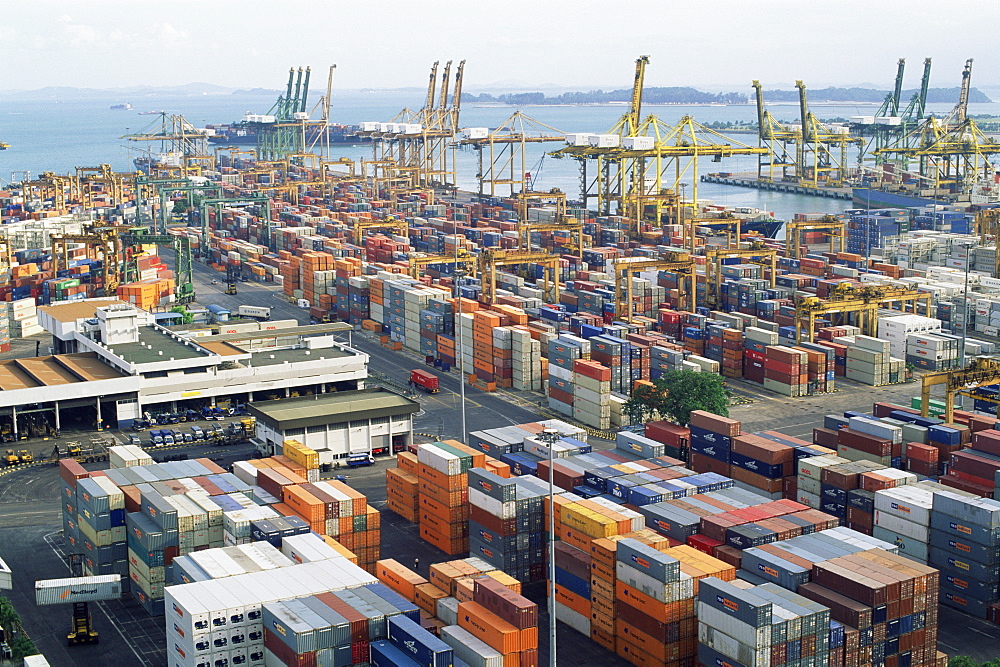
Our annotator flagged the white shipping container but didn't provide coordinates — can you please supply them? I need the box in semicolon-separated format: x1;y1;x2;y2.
0;555;10;590
588;134;620;148
35;575;122;606
417;443;463;476
554;601;590;634
440;624;503;667
873;485;934;526
874;510;929;542
622;136;655;150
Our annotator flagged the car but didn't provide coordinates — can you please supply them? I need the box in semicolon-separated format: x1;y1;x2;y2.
128;435;142;446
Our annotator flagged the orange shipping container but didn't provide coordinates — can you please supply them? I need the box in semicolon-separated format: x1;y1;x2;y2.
457;601;537;655
414;583;449;615
376;559;427;600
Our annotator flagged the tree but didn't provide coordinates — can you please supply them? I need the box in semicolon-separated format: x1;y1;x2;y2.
170;306;194;324
625;371;731;427
949;658;1000;667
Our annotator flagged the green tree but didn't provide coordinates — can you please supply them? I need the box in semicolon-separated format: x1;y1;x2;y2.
170;306;194;324
10;634;37;661
625;371;731;427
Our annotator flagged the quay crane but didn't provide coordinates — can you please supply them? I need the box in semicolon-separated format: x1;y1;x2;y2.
752;80;800;183
794;80;862;188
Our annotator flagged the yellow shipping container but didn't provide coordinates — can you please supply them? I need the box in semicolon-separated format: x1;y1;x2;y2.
282;438;320;470
562;505;616;539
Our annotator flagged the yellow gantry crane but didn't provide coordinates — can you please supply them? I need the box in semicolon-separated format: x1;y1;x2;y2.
794;81;863;188
794;282;933;343
51;226;124;296
785;215;846;260
406;250;477;279
479;249;560;304
455;111;566;198
752;80;800;183
920;356;1000;423
614;251;696;320
705;240;778;310
352;217;409;246
975;208;1000;278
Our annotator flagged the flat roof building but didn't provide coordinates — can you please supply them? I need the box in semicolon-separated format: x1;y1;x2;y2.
249;388;420;463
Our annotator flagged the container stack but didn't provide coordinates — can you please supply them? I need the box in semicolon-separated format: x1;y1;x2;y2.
688;410;740;479
385;465;419;522
939;429;1000;498
796;454;850;509
417;441;483;555
8;297;41;338
280;438;321;482
872;481;938;562
845;335;893;386
165;559;381;667
615;540;736;666
929;490;1000;620
468;469;547;582
697;576;831;667
108;445;153;469
572;359;613;430
443;577;539;667
803;549;944;666
546;334;588;418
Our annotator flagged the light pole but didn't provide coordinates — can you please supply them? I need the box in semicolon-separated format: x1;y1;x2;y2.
536;427;560;667
454;245;468;444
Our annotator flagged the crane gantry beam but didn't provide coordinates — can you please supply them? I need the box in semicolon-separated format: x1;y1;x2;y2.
794;283;932;344
786;215;846;261
479;249;560;305
705;241;778;310
406;251;477;279
614;252;695;320
921;356;1000;423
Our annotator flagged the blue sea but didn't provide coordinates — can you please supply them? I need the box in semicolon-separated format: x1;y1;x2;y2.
2;90;997;222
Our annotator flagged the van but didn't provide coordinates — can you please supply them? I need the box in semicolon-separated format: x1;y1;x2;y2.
150;430;164;447
191;425;204;441
162;431;175;446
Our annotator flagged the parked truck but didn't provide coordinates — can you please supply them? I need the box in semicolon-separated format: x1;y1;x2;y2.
410;369;439;394
236;305;271;321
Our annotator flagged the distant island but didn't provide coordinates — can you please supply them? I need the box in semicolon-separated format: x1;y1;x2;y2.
465;87;748;105
762;86;992;104
465;85;992;106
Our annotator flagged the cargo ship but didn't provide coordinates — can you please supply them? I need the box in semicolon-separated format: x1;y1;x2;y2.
110;103;132;110
204;119;370;146
853;174;1000;209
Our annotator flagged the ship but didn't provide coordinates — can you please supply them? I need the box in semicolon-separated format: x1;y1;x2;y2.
110;103;132;110
138;110;164;115
853;174;1000;210
204;119;370;146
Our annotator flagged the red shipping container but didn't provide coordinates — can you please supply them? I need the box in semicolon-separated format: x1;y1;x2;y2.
689;410;741;437
905;442;938;463
971;429;1000;456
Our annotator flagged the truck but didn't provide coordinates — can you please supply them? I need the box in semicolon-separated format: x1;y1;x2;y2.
346;453;375;467
237;305;271;321
410;369;440;394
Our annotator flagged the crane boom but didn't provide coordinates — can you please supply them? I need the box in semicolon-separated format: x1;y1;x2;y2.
628;56;650;135
438;61;452;113
424;61;439;126
917;58;932;119
752;80;769;140
300;67;311;112
451;60;466;131
891;58;905;115
956;58;973;124
796;80;811;142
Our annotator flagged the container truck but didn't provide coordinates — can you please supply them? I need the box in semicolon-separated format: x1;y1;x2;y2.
410;369;440;393
237;305;271;320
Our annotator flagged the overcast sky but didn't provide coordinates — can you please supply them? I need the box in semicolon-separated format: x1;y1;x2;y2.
3;0;999;92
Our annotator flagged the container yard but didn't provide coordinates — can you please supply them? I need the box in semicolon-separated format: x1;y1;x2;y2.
4;48;1000;667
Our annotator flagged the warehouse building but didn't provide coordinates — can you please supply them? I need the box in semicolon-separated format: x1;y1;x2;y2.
0;299;369;432
249;388;420;462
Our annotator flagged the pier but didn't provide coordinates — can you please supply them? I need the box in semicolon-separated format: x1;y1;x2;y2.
702;172;853;199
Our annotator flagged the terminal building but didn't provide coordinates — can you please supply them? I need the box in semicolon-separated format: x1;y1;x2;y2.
248;388;420;463
0;298;371;433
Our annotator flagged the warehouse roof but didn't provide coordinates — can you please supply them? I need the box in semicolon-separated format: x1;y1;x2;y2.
37;298;128;323
207;322;352;343
247;388;419;429
246;346;352;367
0;353;126;391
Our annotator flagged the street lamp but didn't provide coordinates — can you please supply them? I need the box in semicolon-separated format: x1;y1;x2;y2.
454;248;468;445
535;427;560;667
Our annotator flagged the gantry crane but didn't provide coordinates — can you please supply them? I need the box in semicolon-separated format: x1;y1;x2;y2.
479;249;560;304
976;208;1000;278
198;195;272;250
406;250;477;279
74;165;132;209
455;111;566;198
362;60;465;188
752;80;800;183
614;251;695;320
794;80;863;188
51;228;123;297
794;282;932;343
704;240;778;309
20;172;79;210
518;218;586;258
352;217;409;246
851;59;915;165
920;356;1000;423
118;229;195;303
123;114;210;176
785;215;846;260
874;59;1000;194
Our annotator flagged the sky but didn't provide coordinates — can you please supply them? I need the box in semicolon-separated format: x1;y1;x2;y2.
3;0;1000;92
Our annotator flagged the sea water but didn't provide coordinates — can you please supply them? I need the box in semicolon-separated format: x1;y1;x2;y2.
1;90;995;223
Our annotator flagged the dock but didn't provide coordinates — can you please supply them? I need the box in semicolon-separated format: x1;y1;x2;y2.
702;172;853;199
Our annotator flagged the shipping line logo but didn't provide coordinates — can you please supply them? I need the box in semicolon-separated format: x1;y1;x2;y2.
949;522;972;536
630;555;651;570
58;587;99;600
948;540;971;553
758;564;779;579
716;595;740;613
